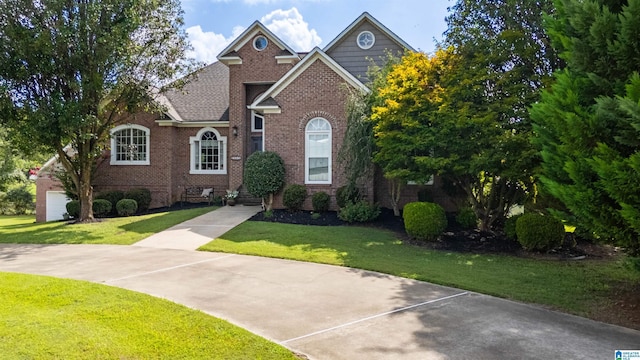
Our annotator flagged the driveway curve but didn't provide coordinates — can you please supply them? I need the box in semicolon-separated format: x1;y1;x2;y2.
1;243;638;360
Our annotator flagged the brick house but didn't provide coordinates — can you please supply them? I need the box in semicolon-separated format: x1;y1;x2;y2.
36;12;454;222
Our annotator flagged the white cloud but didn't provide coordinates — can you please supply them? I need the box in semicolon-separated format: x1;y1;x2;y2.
186;25;245;64
185;7;320;63
261;8;321;51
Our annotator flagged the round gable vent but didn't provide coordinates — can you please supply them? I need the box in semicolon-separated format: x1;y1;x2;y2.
357;31;375;50
254;35;268;51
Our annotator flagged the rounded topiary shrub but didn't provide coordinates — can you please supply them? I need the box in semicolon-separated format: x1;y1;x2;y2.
92;199;112;218
125;188;151;212
403;202;447;242
456;207;477;229
283;184;307;211
504;214;523;240
116;199;138;217
95;190;124;214
66;200;80;219
338;200;380;223
243;151;285;211
312;191;330;212
515;213;565;251
336;185;360;208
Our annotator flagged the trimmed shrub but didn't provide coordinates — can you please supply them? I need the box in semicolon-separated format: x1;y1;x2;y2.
125;188;151;212
455;207;477;229
515;213;565;251
116;199;138;217
283;184;307;211
312;191;330;212
95;190;124;214
504;214;523;240
243;151;285;211
66;200;80;219
403;202;447;242
336;185;360;208
338;200;380;223
92;199;112;218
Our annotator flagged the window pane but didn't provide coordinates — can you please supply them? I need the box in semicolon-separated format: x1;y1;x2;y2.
114;127;147;162
308;134;329;157
309;158;329;181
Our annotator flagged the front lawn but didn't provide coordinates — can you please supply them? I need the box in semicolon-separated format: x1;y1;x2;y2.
200;222;640;325
0;272;298;359
0;207;216;245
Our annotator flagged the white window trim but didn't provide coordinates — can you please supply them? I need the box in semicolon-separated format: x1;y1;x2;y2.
357;30;375;50
251;111;264;132
253;35;268;51
189;127;227;175
305;118;332;185
110;124;150;165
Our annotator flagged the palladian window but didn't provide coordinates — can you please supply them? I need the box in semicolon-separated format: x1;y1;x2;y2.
190;128;227;174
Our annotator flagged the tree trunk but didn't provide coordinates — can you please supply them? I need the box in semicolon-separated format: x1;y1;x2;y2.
264;193;274;211
78;167;95;222
389;178;403;217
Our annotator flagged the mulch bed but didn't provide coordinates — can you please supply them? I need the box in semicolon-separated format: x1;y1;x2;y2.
248;207;612;260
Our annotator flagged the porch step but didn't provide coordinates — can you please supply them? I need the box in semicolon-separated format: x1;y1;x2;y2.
237;185;262;206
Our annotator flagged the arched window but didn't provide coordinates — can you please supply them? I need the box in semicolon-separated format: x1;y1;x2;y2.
110;124;150;165
305;118;331;184
190;128;227;174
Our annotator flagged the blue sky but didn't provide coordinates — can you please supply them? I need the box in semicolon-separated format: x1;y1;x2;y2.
181;0;453;64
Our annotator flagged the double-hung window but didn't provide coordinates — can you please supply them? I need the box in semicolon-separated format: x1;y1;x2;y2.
305;118;331;184
190;128;227;174
110;124;150;165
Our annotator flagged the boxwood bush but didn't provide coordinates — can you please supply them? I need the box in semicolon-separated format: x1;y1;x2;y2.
95;190;124;214
66;200;80;219
455;207;477;229
338;200;380;223
504;214;523;240
92;199;112;218
312;191;330;212
283;184;306;211
116;199;138;217
124;188;151;212
403;202;447;241
515;213;565;251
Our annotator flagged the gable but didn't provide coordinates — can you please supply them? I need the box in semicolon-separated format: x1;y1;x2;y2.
324;12;414;82
217;21;299;65
249;48;368;114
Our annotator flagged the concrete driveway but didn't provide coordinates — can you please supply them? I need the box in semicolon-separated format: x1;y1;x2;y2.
1;243;638;359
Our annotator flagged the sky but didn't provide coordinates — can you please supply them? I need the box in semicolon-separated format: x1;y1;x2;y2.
181;0;454;64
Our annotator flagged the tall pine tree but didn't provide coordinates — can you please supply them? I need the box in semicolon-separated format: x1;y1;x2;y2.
531;0;640;254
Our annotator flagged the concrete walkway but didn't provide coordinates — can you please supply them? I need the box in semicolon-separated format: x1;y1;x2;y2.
133;205;261;250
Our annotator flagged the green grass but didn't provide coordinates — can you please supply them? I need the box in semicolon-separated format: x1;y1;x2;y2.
0;207;216;245
200;222;640;317
0;272;298;360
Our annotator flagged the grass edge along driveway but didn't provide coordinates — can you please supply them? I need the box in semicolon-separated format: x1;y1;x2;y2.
0;207;216;245
199;221;639;321
0;272;299;360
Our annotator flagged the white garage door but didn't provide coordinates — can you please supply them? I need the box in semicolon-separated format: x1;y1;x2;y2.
46;191;70;222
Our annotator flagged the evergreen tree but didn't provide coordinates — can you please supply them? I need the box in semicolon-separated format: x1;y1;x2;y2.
531;0;640;254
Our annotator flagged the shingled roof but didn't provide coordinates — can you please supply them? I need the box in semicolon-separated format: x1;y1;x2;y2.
163;61;229;121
